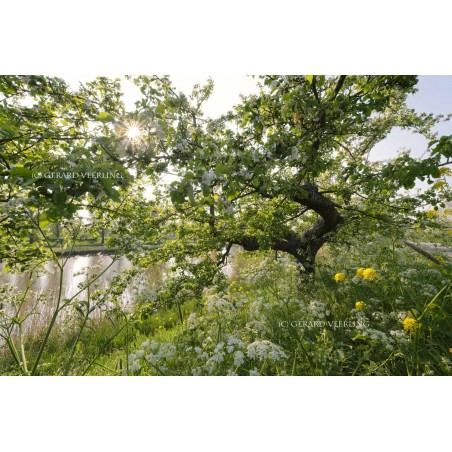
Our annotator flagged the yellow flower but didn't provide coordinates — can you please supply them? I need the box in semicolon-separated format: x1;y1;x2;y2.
356;268;365;278
425;210;437;219
362;268;378;281
355;301;365;311
403;317;421;333
334;272;346;283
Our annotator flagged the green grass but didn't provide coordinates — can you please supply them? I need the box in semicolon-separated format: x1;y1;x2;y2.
1;232;451;376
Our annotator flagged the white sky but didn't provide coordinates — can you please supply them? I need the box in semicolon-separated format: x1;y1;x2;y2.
64;75;259;118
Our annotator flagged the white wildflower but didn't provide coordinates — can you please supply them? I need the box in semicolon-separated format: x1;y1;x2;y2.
129;361;141;373
233;351;245;367
205;294;233;313
247;340;287;362
186;312;199;329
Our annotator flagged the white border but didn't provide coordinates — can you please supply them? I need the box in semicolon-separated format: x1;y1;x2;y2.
0;377;450;451
2;0;452;74
1;1;451;450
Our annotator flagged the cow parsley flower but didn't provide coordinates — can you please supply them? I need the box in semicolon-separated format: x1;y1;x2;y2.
129;361;141;373
186;312;199;329
247;340;287;362
307;300;330;318
233;351;245;367
206;294;233;314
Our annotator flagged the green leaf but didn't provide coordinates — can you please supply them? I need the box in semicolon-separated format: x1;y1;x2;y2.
38;212;51;229
100;178;120;201
305;75;313;84
282;92;291;102
187;185;196;205
53;191;68;205
215;163;231;176
0;120;17;136
170;189;185;205
255;121;263;135
202;184;210;197
156;103;165;114
10;166;33;179
96;112;115;123
109;188;121;202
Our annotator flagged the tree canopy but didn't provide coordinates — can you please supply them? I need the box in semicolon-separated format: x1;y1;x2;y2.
1;75;451;277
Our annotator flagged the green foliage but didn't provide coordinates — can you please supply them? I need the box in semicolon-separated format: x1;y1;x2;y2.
124;231;452;376
112;75;451;275
1;75;451;376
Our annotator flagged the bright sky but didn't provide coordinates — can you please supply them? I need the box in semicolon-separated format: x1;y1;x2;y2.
370;75;452;161
160;75;259;118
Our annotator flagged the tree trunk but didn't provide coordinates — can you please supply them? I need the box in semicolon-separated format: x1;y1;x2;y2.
237;182;344;281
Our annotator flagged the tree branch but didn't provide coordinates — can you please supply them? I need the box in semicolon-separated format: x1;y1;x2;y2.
332;75;346;100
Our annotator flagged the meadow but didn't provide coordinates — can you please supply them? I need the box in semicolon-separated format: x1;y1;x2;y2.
1;75;451;376
1;226;450;376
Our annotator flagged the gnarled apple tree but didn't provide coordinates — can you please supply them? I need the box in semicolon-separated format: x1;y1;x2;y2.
132;75;450;279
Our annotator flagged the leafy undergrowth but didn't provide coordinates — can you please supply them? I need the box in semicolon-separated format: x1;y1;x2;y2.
1;235;451;376
105;236;451;376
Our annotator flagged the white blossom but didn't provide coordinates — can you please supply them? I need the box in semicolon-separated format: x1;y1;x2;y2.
233;351;245;367
246;340;287;362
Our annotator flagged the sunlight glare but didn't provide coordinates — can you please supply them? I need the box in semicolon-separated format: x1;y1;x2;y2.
126;125;142;140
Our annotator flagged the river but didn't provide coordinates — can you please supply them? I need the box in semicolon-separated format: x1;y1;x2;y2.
0;248;240;338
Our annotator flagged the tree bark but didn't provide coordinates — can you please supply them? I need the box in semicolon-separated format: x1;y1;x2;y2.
235;182;344;279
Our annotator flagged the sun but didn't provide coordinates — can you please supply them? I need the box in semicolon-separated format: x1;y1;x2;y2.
125;125;142;140
115;119;146;152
